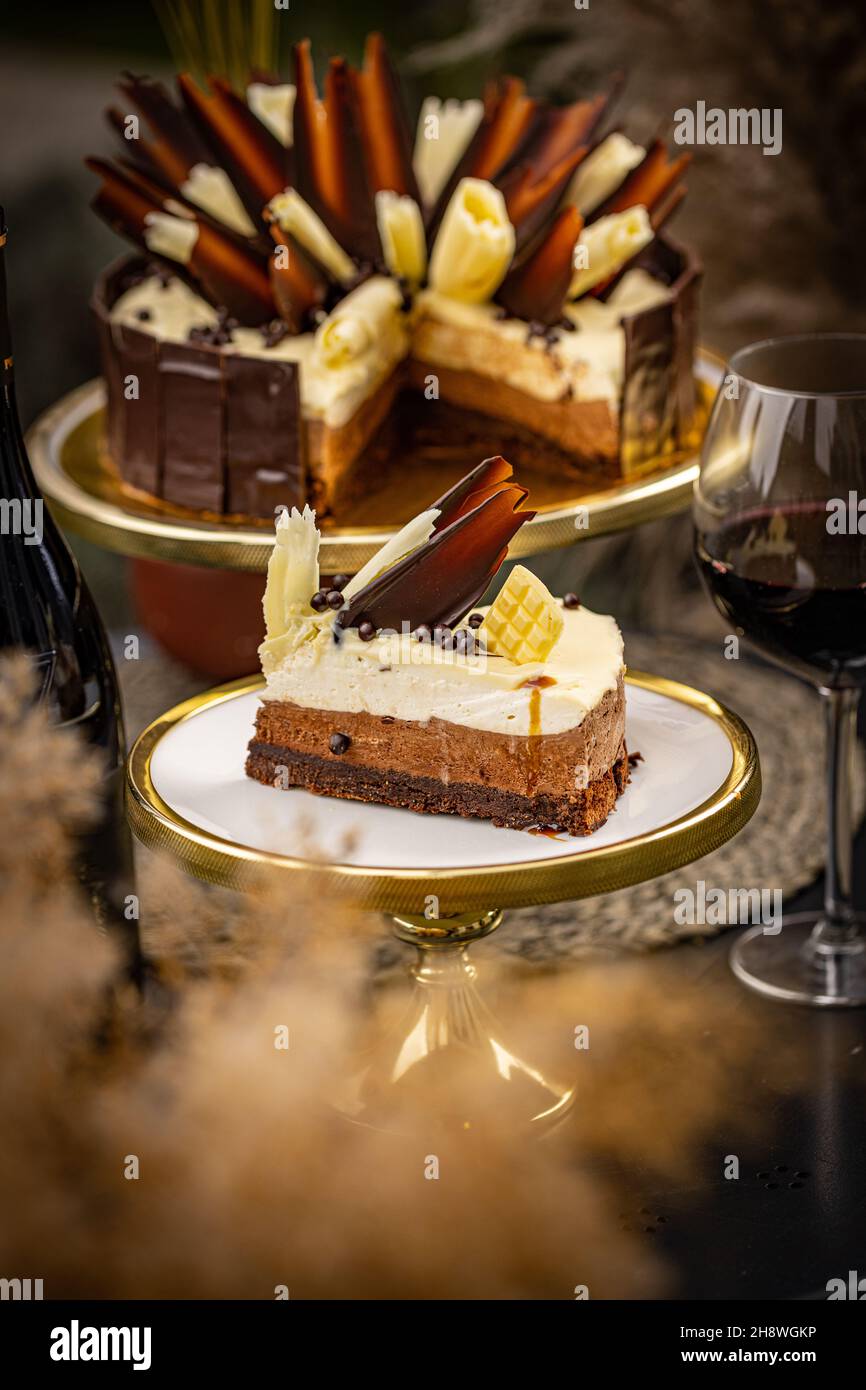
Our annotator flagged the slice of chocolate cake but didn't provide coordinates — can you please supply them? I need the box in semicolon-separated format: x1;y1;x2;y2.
245;459;628;834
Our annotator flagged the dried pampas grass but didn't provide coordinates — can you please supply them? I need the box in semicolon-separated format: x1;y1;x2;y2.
0;652;798;1299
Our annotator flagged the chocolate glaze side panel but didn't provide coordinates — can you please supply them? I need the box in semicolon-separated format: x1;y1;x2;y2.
159;342;225;512
619;237;703;474
92;257;307;520
223;354;306;516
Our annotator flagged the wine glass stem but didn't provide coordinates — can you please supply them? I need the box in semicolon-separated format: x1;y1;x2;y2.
817;685;861;946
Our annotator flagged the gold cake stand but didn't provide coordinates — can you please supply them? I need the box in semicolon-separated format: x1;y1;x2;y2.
126;670;760;1135
27;351;721;575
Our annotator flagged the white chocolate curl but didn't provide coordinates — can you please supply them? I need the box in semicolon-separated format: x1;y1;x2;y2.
315;277;404;369
428;178;515;304
268;189;355;284
413;97;484;206
566;134;645;216
263;505;320;641
375;191;427;286
342;508;440;601
247;82;296;146
142;212;198;265
568;206;653;300
180;164;256;237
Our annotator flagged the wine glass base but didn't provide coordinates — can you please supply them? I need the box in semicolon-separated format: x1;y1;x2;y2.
730;912;866;1007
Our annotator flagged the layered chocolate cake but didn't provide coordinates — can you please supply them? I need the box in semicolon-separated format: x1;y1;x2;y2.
245;459;629;835
88;31;701;521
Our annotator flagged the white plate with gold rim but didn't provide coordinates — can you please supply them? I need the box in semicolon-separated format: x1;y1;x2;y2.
127;669;760;915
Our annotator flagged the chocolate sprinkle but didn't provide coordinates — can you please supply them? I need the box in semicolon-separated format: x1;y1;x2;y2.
261;318;291;349
188;306;238;348
329;732;351;755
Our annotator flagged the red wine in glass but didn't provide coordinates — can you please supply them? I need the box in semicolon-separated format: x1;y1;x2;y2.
696;501;866;689
694;334;866;1006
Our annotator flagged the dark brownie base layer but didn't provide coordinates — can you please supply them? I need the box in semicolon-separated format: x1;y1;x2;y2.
246;743;629;836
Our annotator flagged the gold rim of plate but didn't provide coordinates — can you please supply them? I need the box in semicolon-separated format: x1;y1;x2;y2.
126;669;761;914
28;351;722;574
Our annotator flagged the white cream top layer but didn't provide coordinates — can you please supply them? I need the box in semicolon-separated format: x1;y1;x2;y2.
414;269;672;405
109;275;409;429
110;264;671;425
263;603;624;738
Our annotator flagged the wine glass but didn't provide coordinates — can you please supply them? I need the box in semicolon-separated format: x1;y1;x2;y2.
694;333;866;1006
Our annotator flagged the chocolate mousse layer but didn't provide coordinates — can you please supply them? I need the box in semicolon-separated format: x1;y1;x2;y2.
245;684;628;835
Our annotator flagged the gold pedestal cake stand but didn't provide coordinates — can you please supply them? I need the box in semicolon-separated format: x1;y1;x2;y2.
126;670;760;1135
27;351;721;574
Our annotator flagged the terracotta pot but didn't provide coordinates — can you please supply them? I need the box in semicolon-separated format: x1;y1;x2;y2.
131;557;265;680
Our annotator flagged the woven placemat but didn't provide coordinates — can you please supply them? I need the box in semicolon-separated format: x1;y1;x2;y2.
499;635;866;961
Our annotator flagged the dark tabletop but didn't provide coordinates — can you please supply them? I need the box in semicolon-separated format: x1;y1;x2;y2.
612;829;866;1300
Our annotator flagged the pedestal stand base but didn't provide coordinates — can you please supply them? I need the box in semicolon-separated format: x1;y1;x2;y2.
332;910;575;1136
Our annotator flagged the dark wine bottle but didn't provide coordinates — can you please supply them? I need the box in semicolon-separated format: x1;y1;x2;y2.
0;209;141;981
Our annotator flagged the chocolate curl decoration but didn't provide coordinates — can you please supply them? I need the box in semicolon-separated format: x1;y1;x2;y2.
430;456;517;527
498;93;608;179
590;139;691;222
340;459;534;631
87;158;276;324
265;213;329;333
293;41;380;263
427;76;537;238
497;207;584;324
351;32;420;200
115;73;210;187
177;72;288;225
499;148;588;253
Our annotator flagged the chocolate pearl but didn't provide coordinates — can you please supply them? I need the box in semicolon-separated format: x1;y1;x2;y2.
563;592;581;610
326;589;344;610
414;625;432;643
454;628;473;655
467;612;484;628
358;620;376;642
329;732;351;755
310;590;329;613
137;308;152;322
331;573;349;592
433;624;453;650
